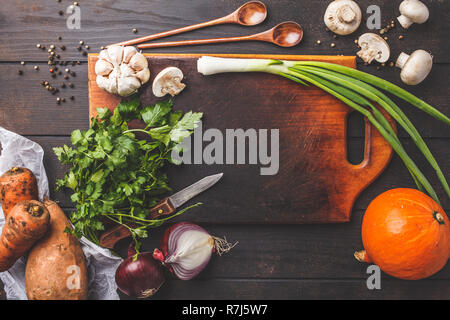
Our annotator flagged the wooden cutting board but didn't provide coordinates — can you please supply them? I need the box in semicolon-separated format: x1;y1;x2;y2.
88;53;393;224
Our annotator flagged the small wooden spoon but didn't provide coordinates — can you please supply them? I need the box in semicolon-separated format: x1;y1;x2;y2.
110;1;267;47
137;22;303;49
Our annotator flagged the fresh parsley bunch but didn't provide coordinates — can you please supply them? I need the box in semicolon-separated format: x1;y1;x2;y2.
54;97;202;244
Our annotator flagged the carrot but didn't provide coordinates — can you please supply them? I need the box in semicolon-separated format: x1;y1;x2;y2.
0;200;50;272
0;167;39;218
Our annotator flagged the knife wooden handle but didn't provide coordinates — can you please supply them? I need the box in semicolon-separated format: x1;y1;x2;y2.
99;198;175;249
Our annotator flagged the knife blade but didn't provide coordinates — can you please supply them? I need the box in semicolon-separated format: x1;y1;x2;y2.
99;173;223;248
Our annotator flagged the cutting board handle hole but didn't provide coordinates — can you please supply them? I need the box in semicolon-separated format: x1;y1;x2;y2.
346;111;365;165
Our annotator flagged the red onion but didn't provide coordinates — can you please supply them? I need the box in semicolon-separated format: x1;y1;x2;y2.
153;222;237;280
115;252;165;298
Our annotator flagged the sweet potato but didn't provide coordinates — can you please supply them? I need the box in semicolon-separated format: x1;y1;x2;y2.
25;199;88;300
0;200;50;272
0;167;39;217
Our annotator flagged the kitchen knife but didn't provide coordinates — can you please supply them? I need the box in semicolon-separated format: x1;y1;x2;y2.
99;173;223;249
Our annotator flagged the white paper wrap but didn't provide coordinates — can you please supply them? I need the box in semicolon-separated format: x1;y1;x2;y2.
0;126;123;300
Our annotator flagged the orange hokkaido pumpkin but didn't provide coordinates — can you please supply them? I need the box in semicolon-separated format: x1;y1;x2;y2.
355;188;450;280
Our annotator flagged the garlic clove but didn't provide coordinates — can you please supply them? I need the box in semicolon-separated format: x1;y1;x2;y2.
106;45;124;67
136;68;150;84
95;59;114;76
119;63;134;78
122;46;137;64
129;53;148;72
117;76;141;96
96;75;118;95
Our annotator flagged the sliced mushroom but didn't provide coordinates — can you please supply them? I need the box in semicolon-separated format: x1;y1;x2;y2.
357;33;390;64
152;67;186;98
396;50;433;85
324;0;362;35
397;0;429;29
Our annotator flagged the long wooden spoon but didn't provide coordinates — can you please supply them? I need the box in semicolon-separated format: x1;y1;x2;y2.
110;1;267;47
136;22;303;49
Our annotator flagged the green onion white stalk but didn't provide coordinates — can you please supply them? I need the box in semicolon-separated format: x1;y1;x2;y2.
197;56;450;203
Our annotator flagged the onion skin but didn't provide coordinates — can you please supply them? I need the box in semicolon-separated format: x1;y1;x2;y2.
115;252;165;299
156;222;214;281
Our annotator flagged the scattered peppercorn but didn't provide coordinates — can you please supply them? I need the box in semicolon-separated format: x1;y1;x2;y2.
62;98;66;103
77;61;81;65
56;97;61;104
70;71;76;77
34;66;39;70
74;2;79;6
36;44;41;48
68;82;74;88
50;44;55;50
132;28;138;33
18;70;23;75
60;45;66;50
58;71;62;75
79;40;84;45
64;75;69;80
65;68;70;73
56;54;60;59
61;82;66;88
57;36;62;41
70;96;75;100
82;51;87;56
330;43;336;48
20;61;25;65
85;45;89;49
398;35;404;40
77;46;82;51
316;40;321;45
58;10;64;16
100;46;105;50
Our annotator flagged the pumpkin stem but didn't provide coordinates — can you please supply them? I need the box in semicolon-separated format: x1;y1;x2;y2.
354;250;373;263
433;212;445;225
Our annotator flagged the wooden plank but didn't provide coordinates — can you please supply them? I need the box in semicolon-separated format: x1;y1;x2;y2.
25;136;450;212
109;218;450;281
1;61;448;137
118;279;450;300
0;0;448;62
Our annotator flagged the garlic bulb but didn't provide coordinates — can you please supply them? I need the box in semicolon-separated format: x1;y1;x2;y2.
95;46;150;97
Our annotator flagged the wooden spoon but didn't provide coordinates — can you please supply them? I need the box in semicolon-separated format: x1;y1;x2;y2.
110;1;267;47
136;22;303;49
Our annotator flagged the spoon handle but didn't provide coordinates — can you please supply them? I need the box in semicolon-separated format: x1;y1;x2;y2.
137;33;266;49
110;15;233;47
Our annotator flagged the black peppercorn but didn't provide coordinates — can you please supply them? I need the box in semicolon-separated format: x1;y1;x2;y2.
70;96;75;100
64;75;69;80
77;46;82;51
18;70;23;75
81;51;87;56
58;10;63;16
60;45;66;51
61;82;66;88
70;71;76;77
68;82;74;88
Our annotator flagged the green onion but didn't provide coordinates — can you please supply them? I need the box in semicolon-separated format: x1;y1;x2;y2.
197;56;449;203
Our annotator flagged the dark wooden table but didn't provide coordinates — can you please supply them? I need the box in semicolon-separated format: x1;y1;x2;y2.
0;0;449;300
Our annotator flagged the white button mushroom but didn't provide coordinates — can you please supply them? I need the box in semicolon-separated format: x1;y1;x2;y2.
396;50;433;85
356;33;390;64
152;67;186;98
95;45;150;97
324;0;362;35
397;0;429;29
